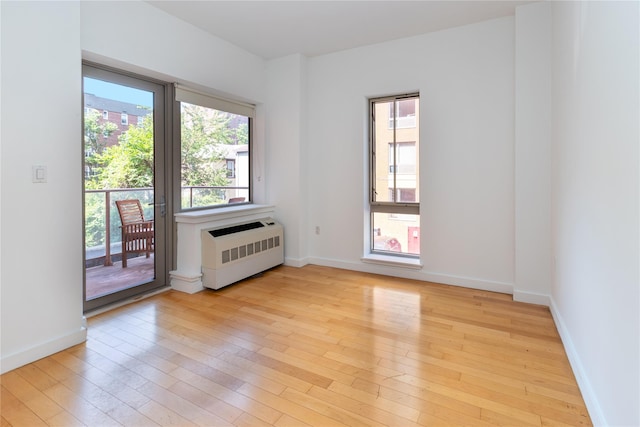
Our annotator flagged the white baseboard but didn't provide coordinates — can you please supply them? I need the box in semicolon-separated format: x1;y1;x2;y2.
284;257;309;268
1;326;87;374
169;270;204;294
307;256;514;294
513;289;551;306
549;297;606;426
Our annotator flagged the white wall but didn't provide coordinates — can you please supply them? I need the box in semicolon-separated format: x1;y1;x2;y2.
1;1;86;373
0;0;3;366
0;0;267;373
80;2;264;104
265;54;309;266
514;2;553;305
550;2;639;425
306;17;515;292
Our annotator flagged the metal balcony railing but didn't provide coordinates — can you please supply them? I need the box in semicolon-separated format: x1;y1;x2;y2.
85;186;248;267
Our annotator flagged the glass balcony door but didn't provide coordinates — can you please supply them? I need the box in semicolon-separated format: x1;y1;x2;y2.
82;64;168;312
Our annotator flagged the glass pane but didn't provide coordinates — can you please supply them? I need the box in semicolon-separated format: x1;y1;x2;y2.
372;212;420;256
180;102;249;209
83;77;155;300
372;98;419;203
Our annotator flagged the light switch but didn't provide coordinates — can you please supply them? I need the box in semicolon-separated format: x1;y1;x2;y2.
32;165;47;183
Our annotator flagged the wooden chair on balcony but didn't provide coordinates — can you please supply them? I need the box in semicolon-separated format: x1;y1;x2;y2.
115;199;154;268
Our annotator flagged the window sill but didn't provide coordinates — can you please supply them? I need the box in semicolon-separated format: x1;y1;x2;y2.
174;204;275;224
361;254;423;270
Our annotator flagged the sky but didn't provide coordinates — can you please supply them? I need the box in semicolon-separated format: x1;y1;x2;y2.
83;77;153;108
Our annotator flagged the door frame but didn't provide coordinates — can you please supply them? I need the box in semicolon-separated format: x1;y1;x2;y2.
82;62;174;313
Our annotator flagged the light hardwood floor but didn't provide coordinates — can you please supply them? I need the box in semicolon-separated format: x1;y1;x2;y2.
1;265;591;426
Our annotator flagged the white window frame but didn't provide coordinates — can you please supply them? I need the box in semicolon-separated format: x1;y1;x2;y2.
174;83;254;211
369;93;420;259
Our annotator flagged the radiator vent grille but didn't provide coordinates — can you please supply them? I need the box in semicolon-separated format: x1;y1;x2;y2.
208;221;264;237
202;217;284;290
221;235;280;264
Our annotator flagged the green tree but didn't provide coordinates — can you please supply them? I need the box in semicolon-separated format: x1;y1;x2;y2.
89;114;154;189
231;121;248;146
84;114;153;248
86;104;239;192
84;109;117;181
180;103;232;188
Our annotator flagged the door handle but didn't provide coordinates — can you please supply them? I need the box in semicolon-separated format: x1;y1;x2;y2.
148;195;166;217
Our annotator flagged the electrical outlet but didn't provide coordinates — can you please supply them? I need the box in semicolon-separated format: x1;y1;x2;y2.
315;226;320;235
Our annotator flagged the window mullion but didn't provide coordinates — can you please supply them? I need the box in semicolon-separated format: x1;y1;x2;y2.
392;101;397;202
370;102;377;203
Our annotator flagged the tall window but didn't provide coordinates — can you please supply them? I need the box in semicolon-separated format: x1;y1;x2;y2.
175;85;253;209
370;94;420;257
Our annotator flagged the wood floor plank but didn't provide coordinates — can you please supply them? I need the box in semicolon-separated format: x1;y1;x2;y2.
215;350;311;394
44;410;85;427
61;355;152;410
0;385;49;427
167;380;243;424
279;386;388;427
41;382;119;426
238;349;332;389
280;346;358;386
103;403;160;427
406;345;581;396
236;383;353;427
136;399;196;426
233;412;278;427
169;366;283;425
0;265;592;426
272;413;313;427
137;381;233;426
320;381;422;424
0;371;64;422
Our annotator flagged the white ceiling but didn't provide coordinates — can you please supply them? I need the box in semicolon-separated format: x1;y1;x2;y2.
147;1;533;60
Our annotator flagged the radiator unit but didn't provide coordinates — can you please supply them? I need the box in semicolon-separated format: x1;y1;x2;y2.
201;218;284;290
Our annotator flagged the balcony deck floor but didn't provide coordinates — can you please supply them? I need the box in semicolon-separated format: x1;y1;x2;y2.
85;254;155;300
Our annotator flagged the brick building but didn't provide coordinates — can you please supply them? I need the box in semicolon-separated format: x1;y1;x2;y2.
84;93;151;147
